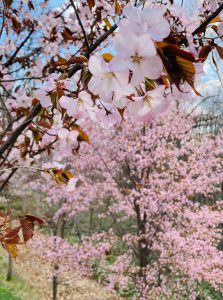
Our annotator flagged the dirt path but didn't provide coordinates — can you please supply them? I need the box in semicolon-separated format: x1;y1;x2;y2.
11;244;121;300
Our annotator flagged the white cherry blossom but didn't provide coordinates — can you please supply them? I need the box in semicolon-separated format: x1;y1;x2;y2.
112;31;163;85
88;55;129;102
129;86;168;122
59;91;93;119
58;128;79;156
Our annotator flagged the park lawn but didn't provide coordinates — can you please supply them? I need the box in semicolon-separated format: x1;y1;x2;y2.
0;250;37;300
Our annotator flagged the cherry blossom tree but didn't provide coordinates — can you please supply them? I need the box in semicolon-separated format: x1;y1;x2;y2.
1;0;223;189
25;102;223;299
0;2;223;296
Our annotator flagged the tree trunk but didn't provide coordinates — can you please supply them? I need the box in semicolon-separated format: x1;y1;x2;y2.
52;217;66;300
6;254;13;281
52;269;58;300
52;225;58;300
134;203;150;280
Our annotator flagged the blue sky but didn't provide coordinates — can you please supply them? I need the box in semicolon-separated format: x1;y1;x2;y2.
49;0;64;9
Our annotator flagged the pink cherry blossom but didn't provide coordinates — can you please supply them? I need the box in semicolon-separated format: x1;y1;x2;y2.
59;91;93;119
58;128;78;156
123;4;170;40
129;85;169;122
112;31;163;85
88;55;129;102
66;177;78;192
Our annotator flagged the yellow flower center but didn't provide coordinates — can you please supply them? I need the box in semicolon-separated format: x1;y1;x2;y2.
144;95;153;106
131;54;143;64
106;72;116;79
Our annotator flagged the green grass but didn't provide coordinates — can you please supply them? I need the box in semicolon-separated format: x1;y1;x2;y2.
0;286;22;300
0;253;37;300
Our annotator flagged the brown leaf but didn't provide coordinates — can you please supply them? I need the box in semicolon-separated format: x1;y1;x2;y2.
176;56;200;95
36;120;52;129
115;1;122;15
1;226;21;258
210;17;222;24
144;78;156;92
4;226;21;244
68;55;88;64
44;168;74;184
29;126;42;143
5;0;13;8
24;215;44;225
4;243;18;258
87;0;95;11
71;124;90;144
28;0;34;10
104;17;111;29
53;56;68;67
157;42;195;62
199;45;214;62
19;215;44;242
11;17;22;33
61;27;74;41
117;107;125;121
157;42;199;95
216;45;223;59
20;219;34;242
0;212;43;258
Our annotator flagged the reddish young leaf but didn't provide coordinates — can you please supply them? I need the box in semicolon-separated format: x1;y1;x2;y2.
5;0;13;8
61;27;74;41
71;124;90;144
157;42;200;95
216;45;223;59
199;45;214;62
20;218;34;242
44;168;74;184
28;1;34;10
19;215;44;242
87;0;95;11
35;120;52;129
3;226;21;244
23;215;44;225
11;17;22;34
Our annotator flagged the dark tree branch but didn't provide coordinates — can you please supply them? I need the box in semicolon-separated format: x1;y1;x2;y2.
192;3;223;37
0;76;43;82
4;29;35;67
6;47;42;67
179;3;223;45
0;3;5;38
86;24;117;58
0;93;12;125
1;2;220;166
55;4;71;18
0;168;17;193
70;0;90;52
0;103;42;156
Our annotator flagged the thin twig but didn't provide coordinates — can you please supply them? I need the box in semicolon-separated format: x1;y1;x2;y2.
0;2;5;38
4;29;35;67
55;4;71;18
0;166;43;173
0;76;43;82
179;3;223;44
192;3;223;36
70;0;90;52
0;168;17;193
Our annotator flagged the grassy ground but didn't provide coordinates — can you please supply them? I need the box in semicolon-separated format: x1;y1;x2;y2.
0;242;121;300
0;253;36;300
